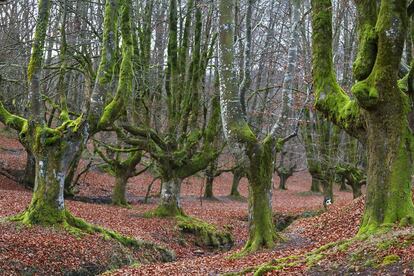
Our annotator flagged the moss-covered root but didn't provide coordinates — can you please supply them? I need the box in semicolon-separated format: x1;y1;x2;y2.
10;209;175;262
144;203;184;218
176;215;233;249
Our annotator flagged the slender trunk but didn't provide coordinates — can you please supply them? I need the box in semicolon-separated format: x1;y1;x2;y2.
278;174;288;190
23;149;36;189
152;177;183;217
321;179;333;204
112;173;128;206
204;175;214;198
351;183;362;199
230;166;243;197
339;177;347;191
310;176;321;192
204;161;216;198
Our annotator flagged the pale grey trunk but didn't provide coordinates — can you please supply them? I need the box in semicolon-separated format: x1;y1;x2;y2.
160;177;182;210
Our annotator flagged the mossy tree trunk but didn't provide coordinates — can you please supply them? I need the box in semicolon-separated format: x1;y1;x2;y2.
95;142;143;207
1;0;135;230
308;166;322;192
14;124;86;225
244;139;280;251
204;160;217;199
230;165;243;197
151;176;183;217
311;0;414;235
310;177;321;192
112;171;129;206
118;0;220;217
219;0;294;253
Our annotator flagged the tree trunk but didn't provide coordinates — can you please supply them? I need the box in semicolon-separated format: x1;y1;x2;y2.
151;177;183;217
243;141;280;252
339;177;347;191
321;179;333;204
278;174;288;190
112;173;129;206
351;183;362;199
64;147;83;197
204;161;216;199
310;176;321;192
230;166;243;197
204;175;214;199
360;115;414;234
14;128;84;225
23;149;36;189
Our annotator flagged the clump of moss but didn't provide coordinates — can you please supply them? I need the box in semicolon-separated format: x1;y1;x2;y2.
381;254;400;266
176;215;233;249
143;204;183;218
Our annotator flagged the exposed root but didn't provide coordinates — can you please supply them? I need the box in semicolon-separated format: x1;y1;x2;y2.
10;209;175;262
176;215;233;249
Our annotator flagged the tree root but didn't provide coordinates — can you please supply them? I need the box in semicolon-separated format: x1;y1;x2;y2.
10;209;175;262
176;215;233;249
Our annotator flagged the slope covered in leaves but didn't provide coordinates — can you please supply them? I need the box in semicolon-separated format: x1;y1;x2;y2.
0;127;363;275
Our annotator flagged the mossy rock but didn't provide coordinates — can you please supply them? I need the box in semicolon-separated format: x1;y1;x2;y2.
176;215;233;249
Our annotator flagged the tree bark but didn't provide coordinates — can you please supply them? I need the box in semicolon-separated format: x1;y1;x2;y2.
112;173;129;206
310;176;321;193
311;0;414;235
151;177;183;217
230;166;243;197
278;174;288;190
204;160;217;199
14;126;85;225
23;149;35;189
244;140;279;251
360;113;414;233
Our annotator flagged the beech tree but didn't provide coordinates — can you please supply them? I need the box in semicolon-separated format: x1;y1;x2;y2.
0;0;134;234
218;0;305;253
94;139;147;207
311;0;414;234
117;0;221;217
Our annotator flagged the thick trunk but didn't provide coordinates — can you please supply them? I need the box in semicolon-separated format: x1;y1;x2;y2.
112;173;128;206
359;113;414;234
243;141;280;253
244;159;278;252
151;177;183;217
15;132;84;225
23;149;36;189
230;166;243;197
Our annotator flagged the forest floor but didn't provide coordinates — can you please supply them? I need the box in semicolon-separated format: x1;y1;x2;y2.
1;128;414;275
